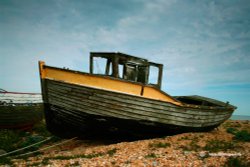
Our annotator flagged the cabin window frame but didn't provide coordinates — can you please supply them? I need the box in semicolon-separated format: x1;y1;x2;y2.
148;62;163;89
90;53;163;89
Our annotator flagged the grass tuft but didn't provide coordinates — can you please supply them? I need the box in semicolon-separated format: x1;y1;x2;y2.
0;129;24;152
226;127;237;134
107;148;117;156
149;142;171;148
233;130;250;142
0;157;13;166
204;140;235;152
224;156;250;167
145;153;157;158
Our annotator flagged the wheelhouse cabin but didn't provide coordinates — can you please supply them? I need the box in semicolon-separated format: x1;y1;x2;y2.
89;52;163;89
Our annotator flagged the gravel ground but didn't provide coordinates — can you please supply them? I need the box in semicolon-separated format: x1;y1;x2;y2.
6;120;250;166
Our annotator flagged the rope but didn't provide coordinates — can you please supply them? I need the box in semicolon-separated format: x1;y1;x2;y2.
0;137;52;157
13;137;77;158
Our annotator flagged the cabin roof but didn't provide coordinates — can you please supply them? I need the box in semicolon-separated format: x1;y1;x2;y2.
90;52;148;62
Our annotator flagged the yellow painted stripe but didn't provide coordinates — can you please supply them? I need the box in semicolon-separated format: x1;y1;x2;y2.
39;61;182;106
46;67;142;95
143;87;179;104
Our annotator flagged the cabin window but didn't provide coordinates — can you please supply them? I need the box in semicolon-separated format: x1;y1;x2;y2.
93;57;107;75
122;64;148;83
137;66;147;83
124;64;137;81
149;66;159;85
91;56;113;76
119;64;124;78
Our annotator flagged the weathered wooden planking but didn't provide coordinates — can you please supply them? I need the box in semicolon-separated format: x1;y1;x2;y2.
47;88;230;124
44;79;232;128
45;79;232;122
0;105;43;128
47;93;229;127
47;80;233;116
48;103;224;131
46;79;233;116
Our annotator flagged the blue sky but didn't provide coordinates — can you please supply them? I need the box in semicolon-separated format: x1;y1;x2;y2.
0;0;249;116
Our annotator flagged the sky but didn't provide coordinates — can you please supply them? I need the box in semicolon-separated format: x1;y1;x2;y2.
0;0;250;116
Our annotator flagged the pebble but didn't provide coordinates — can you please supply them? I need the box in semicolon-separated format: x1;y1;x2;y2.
8;120;250;166
199;151;208;158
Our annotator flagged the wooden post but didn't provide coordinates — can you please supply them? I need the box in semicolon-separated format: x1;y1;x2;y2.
105;59;111;75
112;54;119;78
158;64;163;89
90;55;93;74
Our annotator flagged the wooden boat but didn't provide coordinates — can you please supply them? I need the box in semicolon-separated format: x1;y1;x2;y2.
39;52;236;135
0;89;43;130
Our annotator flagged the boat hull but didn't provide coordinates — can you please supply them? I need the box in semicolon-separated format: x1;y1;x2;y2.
0;91;44;130
41;79;234;135
0;104;43;130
